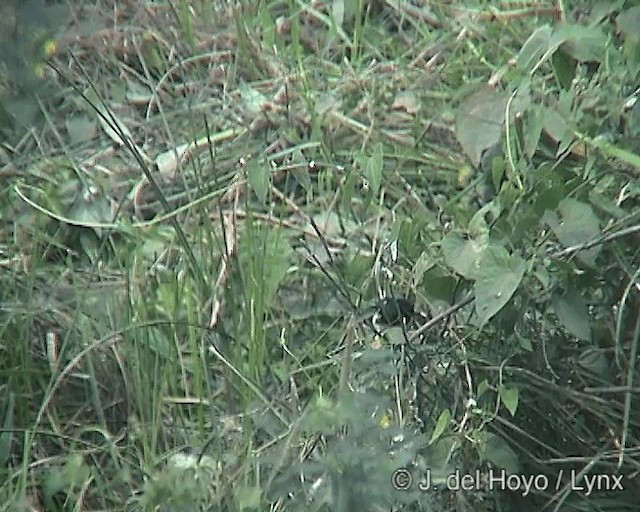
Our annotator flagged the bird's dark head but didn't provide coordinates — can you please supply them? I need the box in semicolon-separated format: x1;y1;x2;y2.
374;297;416;326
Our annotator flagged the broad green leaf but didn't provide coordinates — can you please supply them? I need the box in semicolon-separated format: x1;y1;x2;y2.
412;251;435;287
517;25;553;72
343;252;376;290
429;408;451;445
499;385;519;416
85;89;133;146
616;6;640;42
590;177;628;218
552;24;607;63
246;159;270;204
364;143;384;196
422;269;458;308
44;453;91;498
617;6;640;77
482;433;520;474
470;201;502;236
557;89;574;122
512;78;532;115
468;208;490;239
237;485;262;511
299;395;340;434
259;7;276;48
473;245;526;327
546;198;601;265
490;154;506;192
287;148;313;194
261;229;292;303
480;144;506;191
552;289;592;341
239;82;268;117
477;379;490;398
78;230;100;262
523;105;544;158
551;48;577;90
589;135;640;169
315;92;342;116
65;115;97;145
455;88;508;167
441;232;488;280
515;331;533;351
396;216;430;260
67;191;112;226
291;164;313;195
590;1;625;24
311;211;343;237
578;349;611;378
543;107;573;152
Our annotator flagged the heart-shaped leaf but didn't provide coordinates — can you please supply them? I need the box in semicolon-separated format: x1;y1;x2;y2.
546;198;601;265
429;409;451;445
499;385;519;416
442;232;488;280
482;433;521;474
552;289;592;341
553;23;608;63
364;143;384;197
473;245;526;327
246;159;270;204
517;25;553;72
456;88;508;167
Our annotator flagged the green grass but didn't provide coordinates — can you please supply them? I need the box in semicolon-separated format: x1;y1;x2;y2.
1;1;640;511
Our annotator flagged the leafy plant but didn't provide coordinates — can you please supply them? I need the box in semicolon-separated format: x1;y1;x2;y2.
2;1;640;511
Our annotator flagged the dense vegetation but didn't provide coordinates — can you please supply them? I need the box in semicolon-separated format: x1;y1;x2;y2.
1;1;639;511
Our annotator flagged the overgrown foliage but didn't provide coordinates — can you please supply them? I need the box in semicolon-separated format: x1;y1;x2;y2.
1;1;639;511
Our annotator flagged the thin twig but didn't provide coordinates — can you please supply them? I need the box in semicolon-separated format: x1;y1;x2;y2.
407;292;474;344
550;223;640;258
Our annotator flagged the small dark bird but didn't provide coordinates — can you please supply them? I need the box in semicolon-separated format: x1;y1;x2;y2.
374;297;416;327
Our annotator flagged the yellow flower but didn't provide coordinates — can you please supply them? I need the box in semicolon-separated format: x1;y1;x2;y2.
33;63;45;79
379;410;392;429
43;39;58;58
